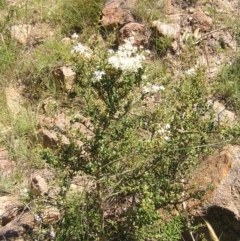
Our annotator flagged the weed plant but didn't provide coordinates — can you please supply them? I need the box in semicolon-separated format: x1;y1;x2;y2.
39;36;228;240
0;0;239;240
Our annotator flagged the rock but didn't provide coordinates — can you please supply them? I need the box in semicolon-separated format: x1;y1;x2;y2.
42;206;60;224
0;148;15;177
27;23;53;46
187;145;240;241
52;66;76;91
38;112;93;149
30;175;48;196
40;128;70;148
70;175;96;193
39;112;71;148
211;31;236;50
0;196;19;225
191;8;213;32
52;112;69;132
152;21;181;40
151;21;180;52
40;128;58;148
212;101;236;127
1;202;20;226
61;37;71;45
60;66;76;90
171;40;178;52
0;212;34;240
101;0;135;29
118;22;151;47
210;147;240;213
164;0;175;14
10;24;32;44
5;86;24;116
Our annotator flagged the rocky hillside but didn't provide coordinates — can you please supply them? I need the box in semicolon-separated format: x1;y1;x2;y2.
0;0;240;240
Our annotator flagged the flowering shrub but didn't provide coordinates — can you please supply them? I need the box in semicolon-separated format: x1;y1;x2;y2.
107;37;147;72
41;36;224;241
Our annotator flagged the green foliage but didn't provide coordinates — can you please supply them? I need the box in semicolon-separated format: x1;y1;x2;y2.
151;35;174;56
160;216;184;241
54;0;104;36
0;39;18;76
214;57;240;115
16;39;72;100
0;0;6;10
38;38;225;241
55;193;100;241
133;0;164;23
0;173;14;195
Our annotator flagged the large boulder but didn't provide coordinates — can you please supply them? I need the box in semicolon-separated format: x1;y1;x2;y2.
101;0;135;29
190;8;213;32
118;22;151;47
152;21;181;40
187;145;240;241
0;212;35;240
10;24;32;45
5;86;24;116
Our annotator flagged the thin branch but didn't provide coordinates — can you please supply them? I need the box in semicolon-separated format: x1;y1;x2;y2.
194;26;231;44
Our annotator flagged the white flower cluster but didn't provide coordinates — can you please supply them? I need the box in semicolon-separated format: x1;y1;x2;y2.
142;82;165;94
71;42;91;59
156;123;171;141
108;37;148;72
92;70;106;82
71;33;78;39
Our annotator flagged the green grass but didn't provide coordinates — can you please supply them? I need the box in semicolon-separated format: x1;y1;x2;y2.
0;38;19;77
52;0;104;38
214;57;240;115
133;0;164;23
0;173;14;195
0;0;7;10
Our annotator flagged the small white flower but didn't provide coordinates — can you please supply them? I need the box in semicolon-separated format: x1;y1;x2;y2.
142;86;150;93
151;84;161;93
71;43;91;58
185;68;195;75
142;75;147;80
151;84;164;93
71;33;78;39
145;49;151;54
157;129;165;135
142;83;165;94
108;49;114;55
159;85;165;91
156;123;171;141
164;136;170;141
165;124;170;129
93;70;105;82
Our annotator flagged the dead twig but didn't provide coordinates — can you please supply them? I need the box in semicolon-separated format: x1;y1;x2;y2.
194;26;231;44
